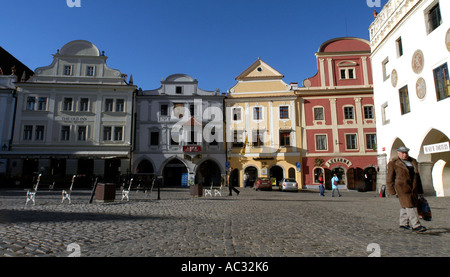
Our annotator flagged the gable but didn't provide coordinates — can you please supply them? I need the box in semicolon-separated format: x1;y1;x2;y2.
235;58;284;81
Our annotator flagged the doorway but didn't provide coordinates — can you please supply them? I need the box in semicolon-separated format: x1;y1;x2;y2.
163;159;188;187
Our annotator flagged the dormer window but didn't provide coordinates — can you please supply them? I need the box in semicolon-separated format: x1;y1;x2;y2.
86;66;95;76
63;65;72;76
338;61;357;80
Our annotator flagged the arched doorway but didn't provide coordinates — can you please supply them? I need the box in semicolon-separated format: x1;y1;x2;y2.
347;167;363;191
418;129;450;196
326;166;345;190
244;166;258;187
163;159;188;187
136;159;154;174
196;160;221;187
270;165;284;185
364;167;377;191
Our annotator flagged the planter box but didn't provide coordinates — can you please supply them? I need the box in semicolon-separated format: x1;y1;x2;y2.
189;184;203;197
95;183;116;202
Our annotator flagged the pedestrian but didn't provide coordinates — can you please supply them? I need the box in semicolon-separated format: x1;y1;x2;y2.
244;172;249;188
228;168;240;196
331;173;341;197
387;146;427;233
318;173;325;197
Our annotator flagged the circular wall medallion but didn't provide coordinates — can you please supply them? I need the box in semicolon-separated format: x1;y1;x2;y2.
446;29;450;52
412;50;425;74
391;69;398;87
303;79;311;88
416;77;427;100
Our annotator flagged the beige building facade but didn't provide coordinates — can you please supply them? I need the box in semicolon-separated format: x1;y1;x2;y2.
225;59;302;189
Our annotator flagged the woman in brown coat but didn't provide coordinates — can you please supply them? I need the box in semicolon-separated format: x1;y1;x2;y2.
387;146;427;233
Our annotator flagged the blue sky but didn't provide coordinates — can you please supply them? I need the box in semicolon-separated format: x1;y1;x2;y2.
2;0;385;92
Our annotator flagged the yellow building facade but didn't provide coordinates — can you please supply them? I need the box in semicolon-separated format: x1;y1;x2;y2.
225;59;303;189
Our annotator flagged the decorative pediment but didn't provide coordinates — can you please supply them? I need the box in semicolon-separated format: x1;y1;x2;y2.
235;58;284;81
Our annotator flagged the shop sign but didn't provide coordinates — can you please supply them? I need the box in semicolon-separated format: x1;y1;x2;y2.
423;142;450;154
183;145;202;153
325;157;353;168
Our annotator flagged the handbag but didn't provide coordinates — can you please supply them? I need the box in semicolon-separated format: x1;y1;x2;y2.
417;196;432;221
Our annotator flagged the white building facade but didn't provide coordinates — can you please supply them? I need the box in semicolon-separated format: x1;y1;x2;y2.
10;40;136;186
134;74;226;187
370;0;450;196
0;75;17;177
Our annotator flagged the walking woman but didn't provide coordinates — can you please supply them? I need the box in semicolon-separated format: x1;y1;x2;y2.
331;173;342;197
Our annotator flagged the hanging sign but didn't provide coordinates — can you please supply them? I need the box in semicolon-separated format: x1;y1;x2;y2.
423;142;450;155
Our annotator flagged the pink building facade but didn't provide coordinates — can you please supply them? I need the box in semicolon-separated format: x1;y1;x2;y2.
297;38;378;191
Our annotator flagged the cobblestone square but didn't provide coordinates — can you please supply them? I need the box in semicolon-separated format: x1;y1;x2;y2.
1;187;449;258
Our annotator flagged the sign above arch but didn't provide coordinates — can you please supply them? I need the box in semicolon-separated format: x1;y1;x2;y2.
325;157;353;168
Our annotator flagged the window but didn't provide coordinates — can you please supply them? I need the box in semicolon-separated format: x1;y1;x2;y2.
78;126;87;141
314;168;324;183
79;98;89;112
160;104;168;116
189;104;195;117
23;125;33;141
38;97;47;111
399;85;411;115
170;132;179;145
381;102;390;125
61;126;71;141
348;69;355;79
176;86;183;94
26;97;35;111
382;57;390;81
35;126;45;141
346;134;358;150
209;127;218;146
252;130;264;147
150;132;159;146
114;127;123;141
253;107;262;120
314;107;324;120
232;130;244;148
396;37;403;57
103;127;112;141
426;2;442;34
344;106;354;120
364;106;374;119
433;63;450;101
280;131;290;147
315;135;327;151
233;108;241;121
105;99;114;112
279;106;289;119
366;134;377;150
86;66;94;76
190;129;197;145
116;99;124;112
340;68;356;80
63;98;73;111
64;66;72;76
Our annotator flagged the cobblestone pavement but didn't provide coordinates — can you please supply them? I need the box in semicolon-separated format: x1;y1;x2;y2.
1;187;449;257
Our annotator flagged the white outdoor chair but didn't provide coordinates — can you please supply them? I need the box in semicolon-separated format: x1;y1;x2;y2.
25;174;42;206
61;175;76;204
204;182;221;197
121;178;133;201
